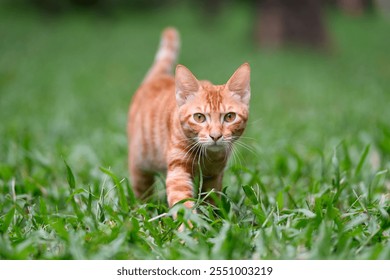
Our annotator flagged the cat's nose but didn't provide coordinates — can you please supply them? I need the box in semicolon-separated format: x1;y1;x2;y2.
210;133;222;142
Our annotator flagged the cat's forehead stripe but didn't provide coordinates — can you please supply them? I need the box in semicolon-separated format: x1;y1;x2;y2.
205;88;223;111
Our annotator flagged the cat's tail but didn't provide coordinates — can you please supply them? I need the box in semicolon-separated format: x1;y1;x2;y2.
142;27;180;84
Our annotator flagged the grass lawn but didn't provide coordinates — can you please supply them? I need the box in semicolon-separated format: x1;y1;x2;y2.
0;3;389;259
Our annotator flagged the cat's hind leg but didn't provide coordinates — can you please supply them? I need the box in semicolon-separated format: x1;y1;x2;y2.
129;165;155;200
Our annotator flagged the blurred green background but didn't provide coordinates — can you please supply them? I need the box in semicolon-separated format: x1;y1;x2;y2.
1;0;389;174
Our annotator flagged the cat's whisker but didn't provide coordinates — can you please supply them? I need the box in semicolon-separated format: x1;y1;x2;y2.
233;141;256;153
188;142;201;170
230;141;244;167
233;135;257;142
200;144;207;167
191;142;203;174
169;144;197;163
220;141;229;159
234;145;245;167
230;147;237;167
193;147;202;175
226;142;237;166
234;143;255;154
233;139;258;155
183;141;201;161
224;143;233;163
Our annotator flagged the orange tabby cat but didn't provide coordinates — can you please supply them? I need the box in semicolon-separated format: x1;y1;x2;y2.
127;27;250;208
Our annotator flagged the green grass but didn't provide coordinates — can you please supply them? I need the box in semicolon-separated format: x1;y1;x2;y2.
0;3;389;259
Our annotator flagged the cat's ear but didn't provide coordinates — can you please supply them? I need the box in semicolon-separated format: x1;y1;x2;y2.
226;63;251;105
175;64;200;106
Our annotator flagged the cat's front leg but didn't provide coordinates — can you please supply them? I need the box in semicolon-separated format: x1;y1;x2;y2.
200;173;224;205
202;173;223;193
166;163;194;208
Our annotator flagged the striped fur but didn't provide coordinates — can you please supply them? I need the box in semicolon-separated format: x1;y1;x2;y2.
128;27;251;208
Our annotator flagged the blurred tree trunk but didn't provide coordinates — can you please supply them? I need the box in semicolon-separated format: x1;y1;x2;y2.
196;0;224;24
338;0;365;15
255;0;329;50
32;0;68;13
375;0;390;16
199;0;223;18
337;0;379;16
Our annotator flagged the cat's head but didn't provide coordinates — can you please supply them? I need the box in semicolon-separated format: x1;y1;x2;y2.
175;63;250;152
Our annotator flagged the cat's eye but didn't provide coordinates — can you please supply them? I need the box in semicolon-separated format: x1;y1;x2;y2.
193;113;206;123
224;112;236;123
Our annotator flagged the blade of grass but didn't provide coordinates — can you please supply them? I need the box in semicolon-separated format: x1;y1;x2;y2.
355;144;370;177
1;206;15;233
100;167;129;214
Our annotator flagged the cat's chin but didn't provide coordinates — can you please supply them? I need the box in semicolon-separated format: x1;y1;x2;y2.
206;144;225;152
